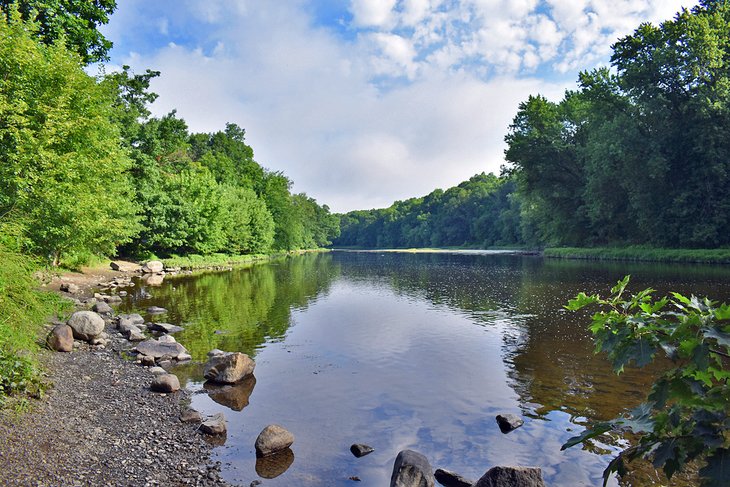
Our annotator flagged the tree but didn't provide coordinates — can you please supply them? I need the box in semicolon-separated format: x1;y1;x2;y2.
563;276;730;486
0;0;117;63
0;16;139;265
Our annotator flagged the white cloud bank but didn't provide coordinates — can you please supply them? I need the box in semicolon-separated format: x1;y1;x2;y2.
102;0;698;212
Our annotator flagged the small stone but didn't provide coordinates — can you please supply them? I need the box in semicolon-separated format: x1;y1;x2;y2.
92;301;113;314
179;409;202;423
177;352;192;362
60;282;80;294
255;424;294;457
207;349;225;357
496;414;524;433
158;334;176;343
148;366;166;375
140;355;156;366
150;374;180;393
47;324;74;352
119;313;145;325
435;468;474;487
128;329;146;342
104;295;123;304
350;444;375;458
200;413;226;435
148;322;184;334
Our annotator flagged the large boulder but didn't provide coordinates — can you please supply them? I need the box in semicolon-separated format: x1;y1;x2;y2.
67;311;105;341
135;338;188;360
47;324;74;352
141;260;164;273
150;373;180;393
255;424;294;457
473;467;545;487
390;450;435;487
204;352;255;384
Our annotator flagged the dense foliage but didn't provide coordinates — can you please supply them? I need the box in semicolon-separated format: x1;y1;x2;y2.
334;173;523;248
564;276;730;486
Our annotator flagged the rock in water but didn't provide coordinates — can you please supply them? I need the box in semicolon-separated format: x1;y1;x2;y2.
67;311;105;341
141;260;164;273
473;466;545;487
390;450;435;487
204;375;256;411
135;338;187;359
204;352;255;384
255;425;294;457
200;413;227;435
150;373;180;393
496;414;524;433
350;444;375;458
47;324;74;352
146;306;167;314
179;408;202;423
434;468;474;487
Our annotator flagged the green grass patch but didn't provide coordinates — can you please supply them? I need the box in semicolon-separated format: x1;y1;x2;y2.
544;246;730;264
160;249;328;270
0;244;70;407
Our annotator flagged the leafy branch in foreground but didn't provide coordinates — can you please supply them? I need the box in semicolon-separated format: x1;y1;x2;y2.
562;276;730;486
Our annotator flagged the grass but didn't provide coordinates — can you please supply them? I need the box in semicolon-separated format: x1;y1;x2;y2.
160;249;329;270
544;246;730;264
0;244;70;408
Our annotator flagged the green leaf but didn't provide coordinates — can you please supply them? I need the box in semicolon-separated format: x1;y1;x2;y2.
566;292;599;310
610;275;631;297
715;304;730;320
561;422;612;450
699;448;730;487
672;292;692;306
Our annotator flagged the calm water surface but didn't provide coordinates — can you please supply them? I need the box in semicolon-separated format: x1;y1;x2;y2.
120;251;730;486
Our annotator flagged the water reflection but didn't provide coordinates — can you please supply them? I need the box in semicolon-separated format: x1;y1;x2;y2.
117;251;730;486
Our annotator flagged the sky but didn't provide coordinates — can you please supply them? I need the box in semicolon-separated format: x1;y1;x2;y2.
98;0;698;212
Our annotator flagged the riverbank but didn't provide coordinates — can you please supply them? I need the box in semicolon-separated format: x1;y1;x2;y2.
0;262;233;486
158;249;329;271
543;247;730;264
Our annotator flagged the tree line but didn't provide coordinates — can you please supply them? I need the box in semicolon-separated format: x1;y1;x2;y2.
335;1;730;250
0;2;340;267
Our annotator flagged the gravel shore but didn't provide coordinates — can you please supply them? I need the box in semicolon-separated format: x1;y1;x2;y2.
0;264;234;487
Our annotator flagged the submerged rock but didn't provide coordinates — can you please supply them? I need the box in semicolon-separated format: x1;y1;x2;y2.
473;466;545;487
255;424;294;457
496;414;524;433
390;450;435;487
203;352;255;384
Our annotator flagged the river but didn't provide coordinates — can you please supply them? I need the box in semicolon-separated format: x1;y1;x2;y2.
120;250;730;486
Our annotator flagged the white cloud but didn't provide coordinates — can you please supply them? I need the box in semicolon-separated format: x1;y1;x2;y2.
103;0;699;212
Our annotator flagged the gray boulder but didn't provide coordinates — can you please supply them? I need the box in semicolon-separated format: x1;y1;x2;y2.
200;413;227;435
148;322;184;334
474;467;545;487
135;338;188;359
47;324;74;352
496;414;524;433
92;301;113;315
142;260;164;273
204;352;255;384
119;313;144;325
434;468;474;487
390;450;435;487
255;424;294;457
180;408;202;423
67;311;105;341
150;373;180;393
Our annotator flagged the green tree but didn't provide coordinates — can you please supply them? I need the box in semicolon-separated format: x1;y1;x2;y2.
564;276;730;486
0;16;139;265
0;0;117;63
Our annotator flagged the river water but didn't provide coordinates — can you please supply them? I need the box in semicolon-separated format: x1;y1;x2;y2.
120;251;730;486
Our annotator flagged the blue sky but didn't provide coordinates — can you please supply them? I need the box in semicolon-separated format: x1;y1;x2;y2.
99;0;698;212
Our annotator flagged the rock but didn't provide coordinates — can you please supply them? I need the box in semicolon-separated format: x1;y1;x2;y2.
150;374;180;393
110;261;121;271
390;450;435;487
203;375;256;411
255;448;294;479
140;355;156;366
207;349;225;357
59;282;80;294
135;338;188;359
179;408;202;423
255;424;294;457
148;322;184;334
204;352;255;384
110;261;141;272
496;414;524;434
435;469;474;487
158;334;177;343
119;313;145;325
148;366;167;375
200;413;226;435
473;467;545;487
118;320;141;334
118;290;128;297
177;352;192;362
92;301;113;315
350;444;375;458
127;329;146;342
142;260;164;273
147;306;167;315
47;324;74;352
104;295;123;304
67;311;106;341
